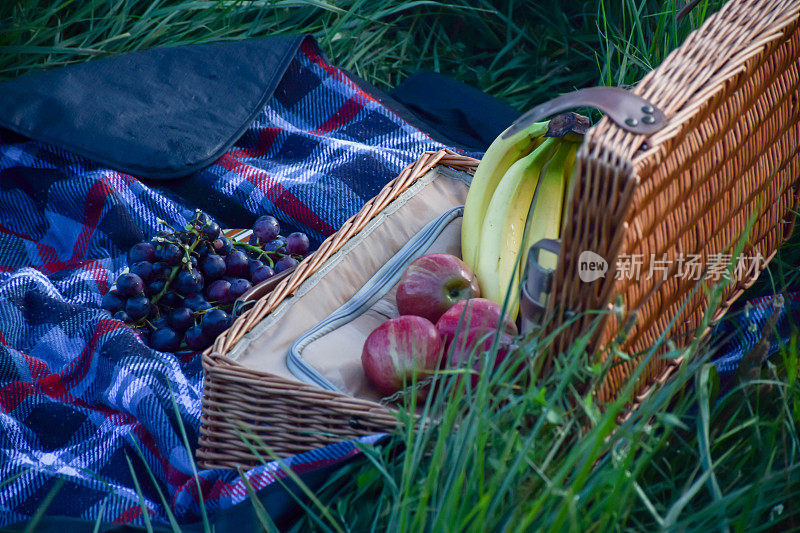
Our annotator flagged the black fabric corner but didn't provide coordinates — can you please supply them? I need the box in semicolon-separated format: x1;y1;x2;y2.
0;35;305;180
390;70;521;152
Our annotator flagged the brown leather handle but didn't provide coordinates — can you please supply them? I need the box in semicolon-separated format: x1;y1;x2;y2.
502;86;667;139
677;0;702;21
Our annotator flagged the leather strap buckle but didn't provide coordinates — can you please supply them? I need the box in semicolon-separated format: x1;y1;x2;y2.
519;239;561;334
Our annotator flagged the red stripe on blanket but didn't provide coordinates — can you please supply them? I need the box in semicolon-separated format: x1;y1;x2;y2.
227;127;281;159
0;382;35;413
113;505;143;524
217;153;336;236
71;172;128;264
312;97;364;135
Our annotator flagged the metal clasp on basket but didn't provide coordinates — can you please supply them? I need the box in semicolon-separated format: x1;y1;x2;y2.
519;239;561;335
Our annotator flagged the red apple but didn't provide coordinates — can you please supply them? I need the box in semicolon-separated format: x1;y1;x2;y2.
362;315;443;396
447;326;515;387
396;253;480;323
435;298;518;348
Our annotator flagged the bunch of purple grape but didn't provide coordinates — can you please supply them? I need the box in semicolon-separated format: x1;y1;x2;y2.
101;210;311;353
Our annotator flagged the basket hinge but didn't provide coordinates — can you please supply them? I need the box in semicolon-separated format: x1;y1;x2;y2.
519;239;561;334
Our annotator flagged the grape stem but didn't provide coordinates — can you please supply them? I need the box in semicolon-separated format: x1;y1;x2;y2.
151;236;201;306
232;242;283;267
195;305;226;316
157;218;178;233
151;265;180;306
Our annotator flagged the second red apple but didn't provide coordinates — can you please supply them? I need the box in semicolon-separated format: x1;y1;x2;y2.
447;326;515;387
435;297;518;347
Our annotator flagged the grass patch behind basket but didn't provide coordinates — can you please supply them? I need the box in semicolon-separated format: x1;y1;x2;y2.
2;0;724;112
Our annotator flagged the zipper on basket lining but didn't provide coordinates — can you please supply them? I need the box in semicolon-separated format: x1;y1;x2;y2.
287;206;464;392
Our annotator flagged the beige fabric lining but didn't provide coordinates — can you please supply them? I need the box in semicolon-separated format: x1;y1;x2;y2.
300;219;462;402
231;167;470;397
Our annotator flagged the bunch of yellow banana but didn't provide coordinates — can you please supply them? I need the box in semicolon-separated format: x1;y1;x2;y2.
461;113;587;319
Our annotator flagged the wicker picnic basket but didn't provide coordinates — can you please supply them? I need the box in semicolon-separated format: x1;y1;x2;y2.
197;0;800;469
548;0;800;403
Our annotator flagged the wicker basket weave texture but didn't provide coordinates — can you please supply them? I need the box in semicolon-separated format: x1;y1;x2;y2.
551;0;800;401
198;151;478;468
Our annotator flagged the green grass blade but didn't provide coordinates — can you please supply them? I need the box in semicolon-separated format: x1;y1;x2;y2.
124;453;155;533
24;476;66;533
239;472;280;533
168;386;211;533
127;432;182;532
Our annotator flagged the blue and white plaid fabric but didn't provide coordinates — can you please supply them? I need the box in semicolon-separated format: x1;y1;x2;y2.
0;40;446;526
710;291;800;375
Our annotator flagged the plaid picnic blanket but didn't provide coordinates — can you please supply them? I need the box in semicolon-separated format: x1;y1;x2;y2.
0;39;446;527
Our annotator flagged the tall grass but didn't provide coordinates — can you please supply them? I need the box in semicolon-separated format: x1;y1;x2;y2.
0;0;722;112
287;314;800;531
287;214;800;531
